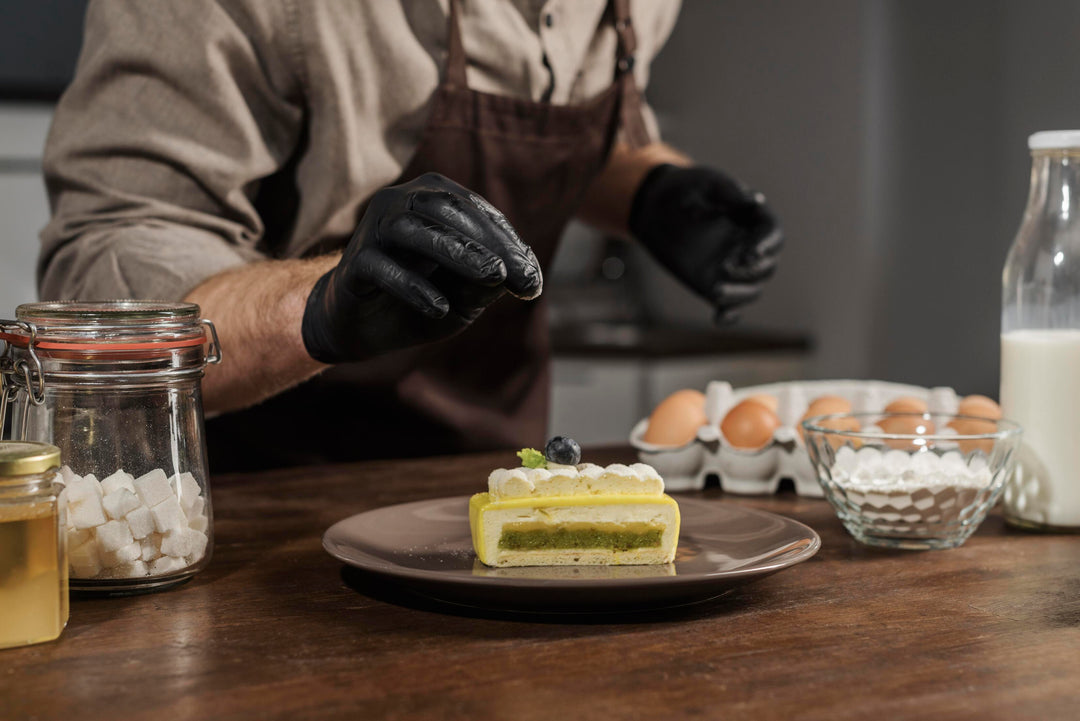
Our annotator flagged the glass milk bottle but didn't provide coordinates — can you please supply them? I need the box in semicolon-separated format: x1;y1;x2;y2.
1001;130;1080;531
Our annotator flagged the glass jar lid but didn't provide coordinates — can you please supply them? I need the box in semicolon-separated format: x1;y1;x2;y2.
17;300;200;323
1;301;220;362
0;441;61;478
9;300;205;349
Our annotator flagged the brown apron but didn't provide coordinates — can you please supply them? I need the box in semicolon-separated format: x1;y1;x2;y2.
207;0;650;471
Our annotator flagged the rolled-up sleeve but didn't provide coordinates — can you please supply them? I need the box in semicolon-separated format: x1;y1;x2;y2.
39;0;304;301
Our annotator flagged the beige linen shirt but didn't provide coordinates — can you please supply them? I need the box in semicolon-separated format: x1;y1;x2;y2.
39;0;681;302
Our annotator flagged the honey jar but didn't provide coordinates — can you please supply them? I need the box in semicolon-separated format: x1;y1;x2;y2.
0;441;67;650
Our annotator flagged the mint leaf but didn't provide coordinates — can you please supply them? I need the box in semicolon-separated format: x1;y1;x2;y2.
517;448;547;469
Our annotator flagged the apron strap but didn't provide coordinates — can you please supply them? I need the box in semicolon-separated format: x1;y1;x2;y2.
446;0;651;148
612;0;638;57
611;0;652;149
445;0;469;87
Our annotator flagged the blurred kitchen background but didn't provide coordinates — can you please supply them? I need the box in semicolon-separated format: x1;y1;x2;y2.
3;0;1080;444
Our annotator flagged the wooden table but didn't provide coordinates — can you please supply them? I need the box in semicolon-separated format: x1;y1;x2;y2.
5;447;1080;720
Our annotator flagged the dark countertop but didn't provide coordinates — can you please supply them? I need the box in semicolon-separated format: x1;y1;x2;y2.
5;446;1079;720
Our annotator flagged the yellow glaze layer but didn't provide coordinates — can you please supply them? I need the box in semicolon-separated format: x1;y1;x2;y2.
468;492;680;565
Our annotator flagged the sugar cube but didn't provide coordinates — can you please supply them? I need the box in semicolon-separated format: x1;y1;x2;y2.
69;495;107;529
125;505;155;540
188;514;209;534
185;495;206;521
60;465;80;486
149;556;187;576
116;559;148;577
151;497;187;534
140;537;160;562
66;482;90;504
102;488;141;520
160;529;192;558
184;529;208;561
173;472;202;511
133;469;172;507
67;527;94;548
114;541;142;564
98;546;122;569
100;562;143;579
96;519;134;552
100;470;136;496
69;541;102;577
66;475;103;504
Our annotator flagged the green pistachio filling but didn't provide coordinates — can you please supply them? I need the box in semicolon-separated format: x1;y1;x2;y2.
498;523;664;551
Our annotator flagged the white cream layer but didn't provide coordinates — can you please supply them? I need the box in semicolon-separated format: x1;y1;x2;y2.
487;462;664;500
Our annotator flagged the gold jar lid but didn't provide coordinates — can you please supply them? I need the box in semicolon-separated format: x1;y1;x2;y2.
0;441;61;478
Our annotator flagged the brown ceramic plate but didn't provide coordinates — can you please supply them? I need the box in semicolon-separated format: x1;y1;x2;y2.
323;496;820;613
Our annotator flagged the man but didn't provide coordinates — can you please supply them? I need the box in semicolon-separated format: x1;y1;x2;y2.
40;0;781;470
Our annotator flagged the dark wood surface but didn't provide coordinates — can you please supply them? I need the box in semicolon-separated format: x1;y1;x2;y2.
5;447;1079;720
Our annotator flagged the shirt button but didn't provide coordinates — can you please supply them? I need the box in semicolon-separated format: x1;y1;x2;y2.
544;13;554;27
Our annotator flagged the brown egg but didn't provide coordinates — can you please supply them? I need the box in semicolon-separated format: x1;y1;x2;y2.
798;395;853;441
878;414;936;450
806;414;863;449
878;415;936;435
884;396;929;414
804;395;853;417
948;416;996;455
744;393;779;413
641;389;707;446
721;400;781;450
957;394;1003;420
948;417;997;435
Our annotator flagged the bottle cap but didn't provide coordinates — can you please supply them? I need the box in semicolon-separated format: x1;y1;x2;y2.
1028;130;1080;150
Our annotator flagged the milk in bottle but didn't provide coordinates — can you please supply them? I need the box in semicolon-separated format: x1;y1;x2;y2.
1000;131;1080;530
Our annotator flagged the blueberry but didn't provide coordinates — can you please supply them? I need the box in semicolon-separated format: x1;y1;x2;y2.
545;436;581;466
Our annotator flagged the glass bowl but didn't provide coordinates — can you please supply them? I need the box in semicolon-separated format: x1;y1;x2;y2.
801;413;1023;550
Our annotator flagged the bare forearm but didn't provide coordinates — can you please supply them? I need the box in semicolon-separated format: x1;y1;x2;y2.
184;256;337;415
577;141;692;236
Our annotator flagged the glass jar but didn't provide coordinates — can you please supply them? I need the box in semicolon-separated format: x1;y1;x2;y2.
0;301;222;591
0;441;67;649
1000;131;1080;531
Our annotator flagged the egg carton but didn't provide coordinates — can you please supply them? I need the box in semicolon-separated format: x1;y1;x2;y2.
630;379;962;496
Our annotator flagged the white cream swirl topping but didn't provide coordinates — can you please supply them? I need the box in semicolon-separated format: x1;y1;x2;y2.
487;462;664;500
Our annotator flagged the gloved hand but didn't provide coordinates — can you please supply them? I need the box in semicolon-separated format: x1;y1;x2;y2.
629;164;783;324
302;172;543;363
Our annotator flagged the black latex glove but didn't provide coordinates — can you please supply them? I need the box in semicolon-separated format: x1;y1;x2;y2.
629;164;783;324
301;172;543;363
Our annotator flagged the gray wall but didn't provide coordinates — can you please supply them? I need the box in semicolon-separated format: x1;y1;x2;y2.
0;0;85;97
0;106;52;316
867;1;1008;395
644;0;873;381
642;0;1080;398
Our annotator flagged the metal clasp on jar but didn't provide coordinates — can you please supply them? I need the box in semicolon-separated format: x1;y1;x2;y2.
0;319;46;440
201;319;222;365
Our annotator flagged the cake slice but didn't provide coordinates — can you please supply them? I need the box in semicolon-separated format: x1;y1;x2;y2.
470;445;680;567
472;561;677;579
